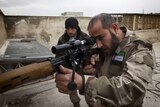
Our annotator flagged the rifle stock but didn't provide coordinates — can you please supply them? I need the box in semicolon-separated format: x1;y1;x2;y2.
0;61;54;93
0;37;98;93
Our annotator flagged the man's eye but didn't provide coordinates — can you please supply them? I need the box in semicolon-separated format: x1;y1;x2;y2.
98;35;104;40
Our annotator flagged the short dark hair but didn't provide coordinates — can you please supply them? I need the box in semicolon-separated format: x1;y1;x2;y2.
87;13;115;30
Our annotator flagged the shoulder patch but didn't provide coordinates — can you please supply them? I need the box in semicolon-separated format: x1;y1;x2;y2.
111;51;125;65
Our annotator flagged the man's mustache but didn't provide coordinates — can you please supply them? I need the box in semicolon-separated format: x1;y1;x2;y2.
98;47;109;53
68;33;75;36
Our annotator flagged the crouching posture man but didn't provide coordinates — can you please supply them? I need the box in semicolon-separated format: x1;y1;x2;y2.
55;13;154;107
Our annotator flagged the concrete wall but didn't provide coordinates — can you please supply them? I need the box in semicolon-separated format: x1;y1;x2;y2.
0;14;7;48
5;16;91;49
4;16;160;49
135;29;160;43
122;14;160;30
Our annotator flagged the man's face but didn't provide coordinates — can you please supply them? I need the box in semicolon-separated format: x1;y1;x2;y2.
88;20;119;54
66;27;77;37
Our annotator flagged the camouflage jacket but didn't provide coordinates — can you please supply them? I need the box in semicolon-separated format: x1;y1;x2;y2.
84;35;154;107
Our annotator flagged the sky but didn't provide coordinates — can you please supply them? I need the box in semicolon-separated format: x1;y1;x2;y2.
0;0;160;16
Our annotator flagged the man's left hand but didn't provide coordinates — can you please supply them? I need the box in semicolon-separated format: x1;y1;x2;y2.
55;65;83;94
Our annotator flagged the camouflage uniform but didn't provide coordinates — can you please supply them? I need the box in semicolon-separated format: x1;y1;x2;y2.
84;34;154;107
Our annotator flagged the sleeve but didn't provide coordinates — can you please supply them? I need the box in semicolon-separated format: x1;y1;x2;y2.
80;32;89;40
57;38;63;45
84;44;154;106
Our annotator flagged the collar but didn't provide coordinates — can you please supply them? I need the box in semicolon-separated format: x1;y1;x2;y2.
115;27;136;54
125;28;135;37
115;37;131;54
69;35;77;40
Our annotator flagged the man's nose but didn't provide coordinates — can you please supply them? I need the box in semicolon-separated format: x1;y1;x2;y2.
96;40;102;48
68;28;73;33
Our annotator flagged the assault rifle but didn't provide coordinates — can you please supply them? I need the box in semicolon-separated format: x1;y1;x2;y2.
0;37;98;93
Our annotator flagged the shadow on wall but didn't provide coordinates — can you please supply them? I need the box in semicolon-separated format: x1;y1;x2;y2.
40;30;51;43
14;19;35;38
14;19;51;42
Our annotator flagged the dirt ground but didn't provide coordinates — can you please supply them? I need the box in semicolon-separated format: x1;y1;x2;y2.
143;73;160;107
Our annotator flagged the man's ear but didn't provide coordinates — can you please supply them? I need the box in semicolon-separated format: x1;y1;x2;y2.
110;23;118;31
110;23;119;34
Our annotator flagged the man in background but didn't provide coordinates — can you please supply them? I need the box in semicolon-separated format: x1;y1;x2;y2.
57;17;88;45
56;17;89;107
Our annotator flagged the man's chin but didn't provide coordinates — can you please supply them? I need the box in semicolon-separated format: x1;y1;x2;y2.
69;35;74;37
99;48;109;54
